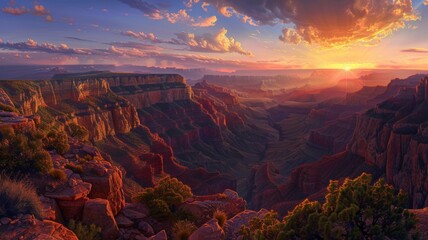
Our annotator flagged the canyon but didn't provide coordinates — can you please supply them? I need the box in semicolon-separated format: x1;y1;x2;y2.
1;71;428;239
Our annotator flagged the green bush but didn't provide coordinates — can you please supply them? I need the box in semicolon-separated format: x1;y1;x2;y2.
148;199;171;219
49;169;67;181
213;210;227;228
67;123;89;141
67;220;101;240
133;177;192;219
44;129;70;154
239;173;419;240
172;220;197;240
0;126;53;173
0;175;44;218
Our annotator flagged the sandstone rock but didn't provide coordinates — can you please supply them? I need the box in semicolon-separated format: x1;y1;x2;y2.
138;221;154;237
148;230;167;240
81;161;125;215
115;215;134;228
189;219;225;240
180;189;246;225
40;195;63;222
0;218;78;240
82;198;119;240
225;209;269;239
45;180;91;201
56;197;88;221
120;206;148;220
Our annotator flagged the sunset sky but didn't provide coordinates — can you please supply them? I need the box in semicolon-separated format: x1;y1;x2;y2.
1;0;428;71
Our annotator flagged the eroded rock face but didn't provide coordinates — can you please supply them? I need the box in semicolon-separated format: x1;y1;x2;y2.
0;215;78;240
180;189;246;225
224;209;269;240
82;198;119;240
189;219;225;240
81;161;125;215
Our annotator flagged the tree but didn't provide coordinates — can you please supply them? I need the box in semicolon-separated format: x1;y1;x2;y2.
239;173;418;240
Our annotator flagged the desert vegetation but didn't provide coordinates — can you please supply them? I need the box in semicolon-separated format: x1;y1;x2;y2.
67;219;102;240
172;220;197;240
133;177;193;219
0;174;44;218
239;173;418;240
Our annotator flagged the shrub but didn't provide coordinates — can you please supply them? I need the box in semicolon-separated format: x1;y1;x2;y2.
67;220;101;240
49;169;67;181
0;175;43;218
239;173;419;240
68;123;89;141
0;126;53;174
172;220;197;240
33;151;53;173
133;177;192;219
65;163;83;174
213;210;227;228
44;129;70;154
148;199;171;219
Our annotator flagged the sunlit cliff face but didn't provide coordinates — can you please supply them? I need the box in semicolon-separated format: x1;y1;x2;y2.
0;0;428;70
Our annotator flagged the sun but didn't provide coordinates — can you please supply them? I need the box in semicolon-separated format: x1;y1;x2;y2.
344;66;351;72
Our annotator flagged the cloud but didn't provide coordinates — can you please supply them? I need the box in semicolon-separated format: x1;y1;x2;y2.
119;0;216;27
202;0;418;47
118;0;163;19
65;37;98;43
0;39;88;54
2;5;30;15
2;1;53;22
192;15;217;27
174;28;253;56
122;30;164;44
166;9;193;23
425;0;428;5
279;29;302;45
401;48;428;53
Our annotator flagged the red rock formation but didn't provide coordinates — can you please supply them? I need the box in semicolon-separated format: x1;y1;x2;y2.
189;219;225;240
82;198;119;240
0;215;78;240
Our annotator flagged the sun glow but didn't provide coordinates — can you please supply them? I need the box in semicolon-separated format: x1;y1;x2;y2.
344;66;351;72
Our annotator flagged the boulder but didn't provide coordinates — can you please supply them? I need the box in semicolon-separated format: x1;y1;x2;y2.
0;216;78;240
225;209;269;239
56;197;88;221
82;161;125;215
138;220;154;237
148;230;167;240
82;198;119;240
189;219;225;240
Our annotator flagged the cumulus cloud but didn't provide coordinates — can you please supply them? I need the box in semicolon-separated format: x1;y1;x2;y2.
202;0;418;47
119;0;216;27
401;48;428;53
192;15;217;27
2;5;30;15
173;28;253;56
2;0;53;22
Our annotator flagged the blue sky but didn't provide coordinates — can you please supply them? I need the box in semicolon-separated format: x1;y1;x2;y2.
1;0;428;71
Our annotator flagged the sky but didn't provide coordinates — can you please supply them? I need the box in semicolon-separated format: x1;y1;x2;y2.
1;0;428;72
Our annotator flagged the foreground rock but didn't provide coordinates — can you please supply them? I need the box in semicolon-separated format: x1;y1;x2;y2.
0;215;78;240
82;198;119;240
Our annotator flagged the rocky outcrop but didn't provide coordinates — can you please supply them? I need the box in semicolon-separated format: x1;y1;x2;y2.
0;215;78;240
180;189;246;225
82;198;119;240
189;219;225;240
224;209;269;240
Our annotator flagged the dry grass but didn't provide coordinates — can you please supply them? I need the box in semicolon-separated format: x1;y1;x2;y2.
49;168;67;181
0;174;43;218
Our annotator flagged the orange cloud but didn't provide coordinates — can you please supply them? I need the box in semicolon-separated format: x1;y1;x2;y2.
192;15;217;27
203;0;418;47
